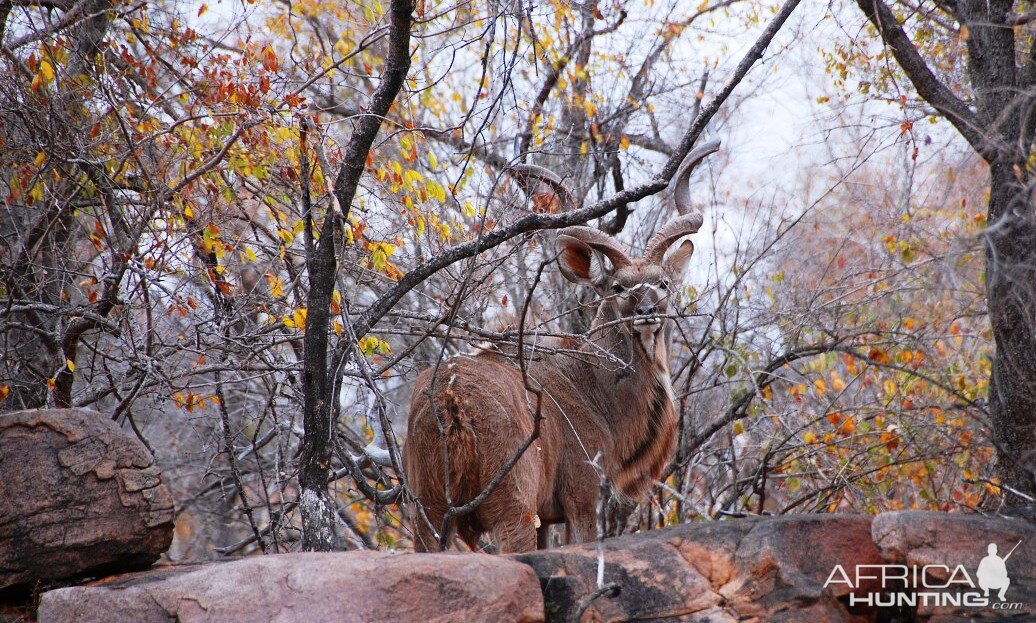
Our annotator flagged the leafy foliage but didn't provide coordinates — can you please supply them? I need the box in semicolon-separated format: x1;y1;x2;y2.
0;0;1008;555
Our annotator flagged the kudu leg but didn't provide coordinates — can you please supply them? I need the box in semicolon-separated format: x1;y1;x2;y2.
561;497;599;545
536;524;552;549
494;518;537;554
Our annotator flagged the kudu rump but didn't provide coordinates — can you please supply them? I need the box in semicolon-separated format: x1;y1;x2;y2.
403;141;720;553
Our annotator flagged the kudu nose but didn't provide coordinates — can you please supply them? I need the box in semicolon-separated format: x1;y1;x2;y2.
636;304;656;315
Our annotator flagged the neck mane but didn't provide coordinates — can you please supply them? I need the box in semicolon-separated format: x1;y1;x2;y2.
585;303;679;497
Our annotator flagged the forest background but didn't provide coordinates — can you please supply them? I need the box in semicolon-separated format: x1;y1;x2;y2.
1;0;1032;557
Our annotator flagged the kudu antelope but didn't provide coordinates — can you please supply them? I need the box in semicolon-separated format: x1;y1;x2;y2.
402;141;719;553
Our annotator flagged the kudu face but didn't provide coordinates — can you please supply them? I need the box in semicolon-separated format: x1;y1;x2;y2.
554;213;701;355
551;203;704;358
513;141;716;343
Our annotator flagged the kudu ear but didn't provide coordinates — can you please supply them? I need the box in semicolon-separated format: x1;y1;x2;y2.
556;234;601;285
662;238;695;281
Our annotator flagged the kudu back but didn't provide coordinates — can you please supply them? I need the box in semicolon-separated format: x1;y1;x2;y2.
403;141;719;553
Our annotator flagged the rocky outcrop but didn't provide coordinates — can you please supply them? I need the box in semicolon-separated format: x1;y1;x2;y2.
0;409;174;594
872;511;1035;621
37;552;545;623
514;515;881;623
20;477;1035;623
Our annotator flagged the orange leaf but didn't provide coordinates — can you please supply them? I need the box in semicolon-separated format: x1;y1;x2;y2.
839;417;857;435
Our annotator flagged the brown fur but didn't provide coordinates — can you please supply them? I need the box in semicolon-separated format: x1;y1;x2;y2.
403;226;698;554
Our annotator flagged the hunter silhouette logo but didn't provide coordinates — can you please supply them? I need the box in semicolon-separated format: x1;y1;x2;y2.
825;539;1026;610
977;541;1021;602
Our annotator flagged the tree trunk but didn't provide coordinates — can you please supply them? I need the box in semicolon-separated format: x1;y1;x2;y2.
299;217;340;552
297;0;414;551
985;160;1036;506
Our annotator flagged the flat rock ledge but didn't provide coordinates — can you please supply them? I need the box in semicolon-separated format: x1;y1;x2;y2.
514;514;883;623
37;552;545;623
512;512;1035;623
32;510;1035;623
0;408;174;594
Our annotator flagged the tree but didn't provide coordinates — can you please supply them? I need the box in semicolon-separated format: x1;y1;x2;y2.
851;0;1036;506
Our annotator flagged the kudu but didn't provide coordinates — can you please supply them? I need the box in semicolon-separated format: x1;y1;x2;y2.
402;141;719;553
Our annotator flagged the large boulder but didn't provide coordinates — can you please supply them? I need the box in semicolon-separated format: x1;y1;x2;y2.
0;408;174;593
513;515;882;623
37;551;545;623
872;511;1035;620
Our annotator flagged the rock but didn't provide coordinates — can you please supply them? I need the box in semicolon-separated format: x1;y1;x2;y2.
37;552;545;623
513;515;881;623
872;511;1036;619
0;409;174;594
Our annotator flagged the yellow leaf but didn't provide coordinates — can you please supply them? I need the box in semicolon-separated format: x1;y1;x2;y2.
831;375;846;392
427;180;447;203
34;151;46;168
803;431;818;445
40;60;54;82
404;169;424;190
732;421;744;436
264;273;284;298
0;386;9;401
66;359;75;372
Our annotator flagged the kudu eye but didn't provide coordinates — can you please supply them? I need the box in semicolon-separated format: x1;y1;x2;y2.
659;279;671;291
612;283;625;294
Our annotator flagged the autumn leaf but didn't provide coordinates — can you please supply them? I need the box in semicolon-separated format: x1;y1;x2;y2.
868;347;890;364
839;417;857;436
261;45;278;72
264;273;285;298
39;60;54;83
